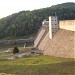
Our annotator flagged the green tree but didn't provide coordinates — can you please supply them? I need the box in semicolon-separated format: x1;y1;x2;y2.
13;46;19;54
0;2;75;39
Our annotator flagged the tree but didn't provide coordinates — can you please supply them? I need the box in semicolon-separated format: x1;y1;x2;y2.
13;46;19;54
0;2;75;39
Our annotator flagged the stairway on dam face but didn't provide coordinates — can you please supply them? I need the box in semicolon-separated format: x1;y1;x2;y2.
35;27;75;58
36;28;49;47
34;28;46;47
34;26;48;47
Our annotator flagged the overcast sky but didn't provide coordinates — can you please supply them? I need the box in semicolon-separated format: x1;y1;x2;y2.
0;0;75;19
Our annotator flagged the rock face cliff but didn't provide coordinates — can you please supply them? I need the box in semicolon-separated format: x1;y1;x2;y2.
34;19;75;58
0;38;34;46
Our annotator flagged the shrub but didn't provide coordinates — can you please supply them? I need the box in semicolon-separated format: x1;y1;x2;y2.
13;46;19;54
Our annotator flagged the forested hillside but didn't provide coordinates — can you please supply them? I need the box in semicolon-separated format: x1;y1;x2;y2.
0;2;75;39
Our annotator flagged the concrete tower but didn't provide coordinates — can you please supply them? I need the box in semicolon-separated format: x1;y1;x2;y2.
49;16;59;39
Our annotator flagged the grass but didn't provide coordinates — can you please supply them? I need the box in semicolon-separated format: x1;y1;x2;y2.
0;73;15;75
0;44;24;50
0;55;75;75
0;53;10;58
0;47;33;58
0;53;13;58
0;43;33;51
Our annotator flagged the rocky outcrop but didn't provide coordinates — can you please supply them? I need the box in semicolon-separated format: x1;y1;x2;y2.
0;38;34;46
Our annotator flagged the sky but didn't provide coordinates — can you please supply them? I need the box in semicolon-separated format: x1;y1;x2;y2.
0;0;75;19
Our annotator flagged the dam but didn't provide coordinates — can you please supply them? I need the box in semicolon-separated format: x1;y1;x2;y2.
34;16;75;58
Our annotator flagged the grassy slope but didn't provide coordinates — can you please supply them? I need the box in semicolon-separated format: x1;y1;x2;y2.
0;53;13;58
0;55;75;75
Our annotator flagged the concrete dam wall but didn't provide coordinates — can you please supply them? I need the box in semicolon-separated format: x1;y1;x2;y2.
34;16;75;58
35;26;75;58
59;20;75;31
